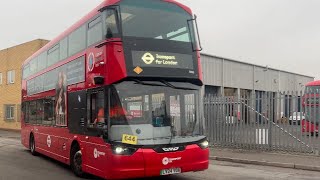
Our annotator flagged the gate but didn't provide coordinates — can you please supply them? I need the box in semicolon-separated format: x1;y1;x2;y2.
204;91;320;155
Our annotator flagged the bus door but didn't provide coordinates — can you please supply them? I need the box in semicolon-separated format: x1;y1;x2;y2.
68;90;87;157
84;89;109;175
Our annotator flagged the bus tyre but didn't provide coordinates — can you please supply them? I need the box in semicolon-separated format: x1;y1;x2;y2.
30;134;38;156
71;145;85;177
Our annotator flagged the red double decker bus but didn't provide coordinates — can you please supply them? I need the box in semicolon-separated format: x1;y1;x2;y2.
302;81;320;136
21;0;209;179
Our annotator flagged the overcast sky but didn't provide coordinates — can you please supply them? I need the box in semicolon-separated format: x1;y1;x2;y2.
0;0;319;79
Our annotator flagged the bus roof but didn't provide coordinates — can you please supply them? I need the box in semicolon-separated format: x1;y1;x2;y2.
22;0;191;67
306;80;320;86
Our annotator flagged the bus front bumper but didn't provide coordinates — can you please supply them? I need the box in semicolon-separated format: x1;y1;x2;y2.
107;144;209;179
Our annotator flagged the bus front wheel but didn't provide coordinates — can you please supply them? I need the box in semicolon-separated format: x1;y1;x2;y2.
71;144;85;177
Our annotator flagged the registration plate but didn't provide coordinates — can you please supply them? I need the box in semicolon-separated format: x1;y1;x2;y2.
160;168;181;175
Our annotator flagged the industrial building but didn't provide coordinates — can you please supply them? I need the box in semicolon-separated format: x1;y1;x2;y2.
201;53;314;97
0;39;49;130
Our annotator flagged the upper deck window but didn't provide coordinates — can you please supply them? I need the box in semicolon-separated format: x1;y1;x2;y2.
105;9;120;38
60;37;68;61
119;0;193;43
47;44;60;66
30;58;38;75
68;25;86;56
88;16;103;46
23;64;30;79
38;52;47;71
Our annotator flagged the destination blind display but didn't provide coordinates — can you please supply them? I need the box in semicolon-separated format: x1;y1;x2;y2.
132;51;194;70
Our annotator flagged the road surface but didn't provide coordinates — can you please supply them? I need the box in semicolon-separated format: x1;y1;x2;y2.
0;132;319;180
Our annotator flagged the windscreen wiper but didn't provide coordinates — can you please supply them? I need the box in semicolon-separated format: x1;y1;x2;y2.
160;80;197;90
168;121;175;145
132;79;197;90
132;79;164;87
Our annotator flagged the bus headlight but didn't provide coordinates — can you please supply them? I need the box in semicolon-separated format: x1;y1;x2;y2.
198;140;209;149
112;146;137;155
115;147;125;154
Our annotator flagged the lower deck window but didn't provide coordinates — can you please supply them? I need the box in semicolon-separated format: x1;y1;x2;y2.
23;97;56;126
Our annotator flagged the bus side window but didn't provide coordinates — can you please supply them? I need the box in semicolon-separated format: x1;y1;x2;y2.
43;97;55;126
36;99;44;125
105;9;120;39
87;16;103;47
29;101;37;124
87;91;105;128
23;102;29;123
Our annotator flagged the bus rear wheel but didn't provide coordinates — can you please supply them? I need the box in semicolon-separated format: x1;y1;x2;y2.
29;134;38;156
71;144;85;177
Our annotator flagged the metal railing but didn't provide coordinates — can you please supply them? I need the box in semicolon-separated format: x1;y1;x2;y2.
204;91;320;155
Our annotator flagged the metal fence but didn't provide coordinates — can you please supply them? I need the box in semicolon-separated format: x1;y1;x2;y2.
204;91;320;155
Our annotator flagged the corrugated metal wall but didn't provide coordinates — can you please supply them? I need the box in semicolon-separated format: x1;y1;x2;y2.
223;60;253;89
202;55;222;86
201;54;314;93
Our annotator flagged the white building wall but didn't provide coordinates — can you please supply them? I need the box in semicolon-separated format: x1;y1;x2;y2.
202;55;222;86
223;60;253;89
254;67;279;92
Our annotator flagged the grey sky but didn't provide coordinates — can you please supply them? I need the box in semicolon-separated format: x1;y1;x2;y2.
0;0;319;79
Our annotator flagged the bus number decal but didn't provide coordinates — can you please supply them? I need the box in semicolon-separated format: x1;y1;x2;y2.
122;134;138;145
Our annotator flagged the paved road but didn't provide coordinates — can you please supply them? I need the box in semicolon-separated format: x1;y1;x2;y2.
0;132;320;180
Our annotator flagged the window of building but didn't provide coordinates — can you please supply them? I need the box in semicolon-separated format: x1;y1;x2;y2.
5;105;15;120
88;16;103;46
0;73;2;85
47;44;60;67
68;25;86;56
7;70;15;84
60;37;68;61
205;85;219;96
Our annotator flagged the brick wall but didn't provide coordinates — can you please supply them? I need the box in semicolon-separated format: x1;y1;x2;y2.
0;39;49;130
